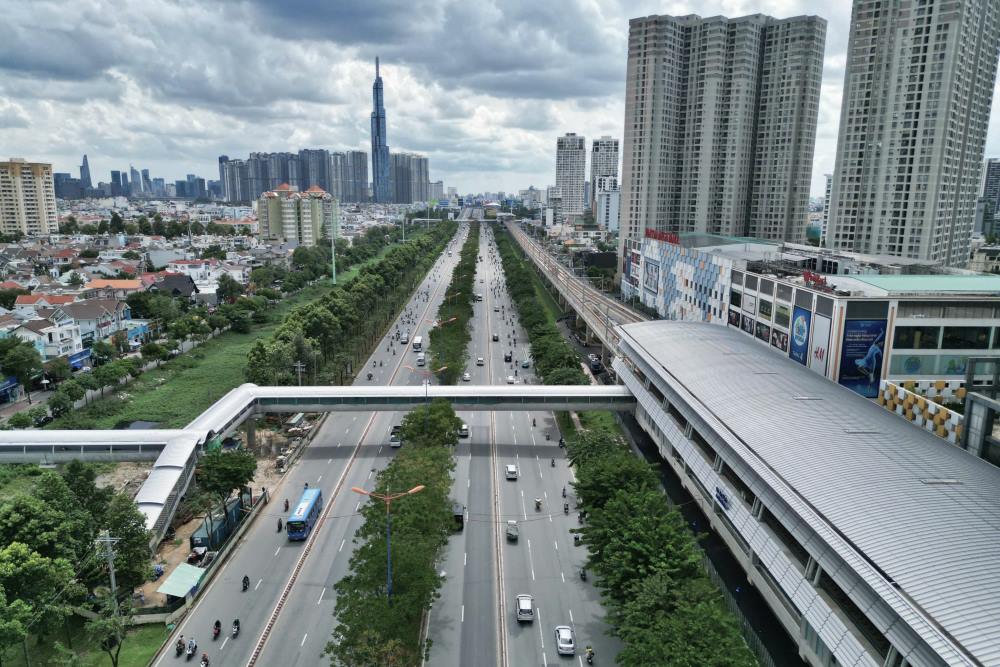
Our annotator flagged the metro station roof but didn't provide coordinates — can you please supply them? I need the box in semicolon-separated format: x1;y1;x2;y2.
617;321;1000;666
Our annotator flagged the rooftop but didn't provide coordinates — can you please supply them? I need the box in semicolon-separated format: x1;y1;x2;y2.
829;274;1000;296
618;321;1000;665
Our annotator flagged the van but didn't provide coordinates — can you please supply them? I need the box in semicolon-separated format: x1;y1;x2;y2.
521;358;531;369
416;352;426;367
459;423;469;438
412;335;423;351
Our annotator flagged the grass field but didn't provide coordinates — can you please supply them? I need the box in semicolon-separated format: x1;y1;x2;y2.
1;617;167;667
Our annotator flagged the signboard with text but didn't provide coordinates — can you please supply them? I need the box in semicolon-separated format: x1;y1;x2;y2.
789;306;811;365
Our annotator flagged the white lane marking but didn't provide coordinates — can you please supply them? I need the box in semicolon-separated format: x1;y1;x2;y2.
554;540;558;552
467;479;470;488
327;458;332;464
527;539;536;581
461;605;465;623
368;470;373;479
353;416;357;422
273;546;280;557
221;638;228;650
378;446;382;455
561;571;565;583
537;607;544;649
317;475;322;482
355;501;361;511
569;609;574;624
317;588;325;604
464;552;467;567
336;441;342;448
339;539;345;552
345;428;350;434
520;490;527;520
255;578;262;590
531;431;536;446
300;633;308;647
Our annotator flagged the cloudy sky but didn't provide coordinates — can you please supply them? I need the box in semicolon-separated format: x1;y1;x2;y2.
3;0;1000;197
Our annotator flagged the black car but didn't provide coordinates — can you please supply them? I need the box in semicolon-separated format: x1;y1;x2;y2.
504;351;512;362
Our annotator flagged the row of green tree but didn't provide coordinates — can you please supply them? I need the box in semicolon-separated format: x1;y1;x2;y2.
568;420;756;666
430;222;479;384
494;229;588;385
59;212;245;238
0;461;151;666
245;222;457;386
327;399;461;666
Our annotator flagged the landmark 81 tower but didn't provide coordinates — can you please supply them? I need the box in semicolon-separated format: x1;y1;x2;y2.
370;57;391;204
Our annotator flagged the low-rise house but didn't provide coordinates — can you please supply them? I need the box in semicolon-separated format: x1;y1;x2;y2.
10;312;83;362
83;278;144;299
13;293;77;317
58;299;131;347
149;273;199;300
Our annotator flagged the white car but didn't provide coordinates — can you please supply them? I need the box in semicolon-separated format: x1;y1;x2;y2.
476;357;485;366
506;375;515;384
459;423;469;438
515;594;534;622
554;625;575;655
462;372;471;382
505;464;518;480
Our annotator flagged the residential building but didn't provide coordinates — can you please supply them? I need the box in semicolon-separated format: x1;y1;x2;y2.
821;174;833;245
257;183;337;246
979;158;1000;236
826;0;1000;266
555;133;586;215
594;176;620;232
390;152;429;204
430;180;444;200
221;159;251;202
619;13;826;263
298;148;331;194
13;293;77;317
59;299;131;348
0;158;58;235
82;278;144;299
129;166;142;195
10;312;82;363
344;150;369;202
371;57;391;203
589;136;618;212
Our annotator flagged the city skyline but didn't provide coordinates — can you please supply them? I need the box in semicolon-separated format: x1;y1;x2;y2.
5;1;1000;196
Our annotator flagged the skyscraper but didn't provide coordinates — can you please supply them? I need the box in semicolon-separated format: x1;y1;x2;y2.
344;151;369;202
79;154;92;192
982;158;1000;212
619;13;825;257
129;165;142;195
590;137;618;212
218;155;229;189
299;149;330;193
555;133;586;216
826;0;1000;266
110;170;123;197
822;174;833;245
141;168;152;194
0;158;57;235
371;57;391;204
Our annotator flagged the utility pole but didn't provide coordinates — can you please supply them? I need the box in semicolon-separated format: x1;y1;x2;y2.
96;531;121;624
293;361;306;387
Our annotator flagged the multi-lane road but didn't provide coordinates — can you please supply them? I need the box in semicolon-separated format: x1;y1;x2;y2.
155;217;618;666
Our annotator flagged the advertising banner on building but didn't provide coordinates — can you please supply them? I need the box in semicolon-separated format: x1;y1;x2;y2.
755;321;771;343
789;306;811;365
643;260;660;293
741;314;754;335
838;319;887;398
770;328;788;352
742;294;757;315
728;308;741;328
809;314;831;376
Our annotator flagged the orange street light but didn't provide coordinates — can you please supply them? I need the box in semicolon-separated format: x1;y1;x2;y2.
351;484;426;601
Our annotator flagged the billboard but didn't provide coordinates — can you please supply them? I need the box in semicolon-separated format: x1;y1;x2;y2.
742;294;757;315
770;328;788;352
838;319;887;398
741;314;754;335
728;308;741;328
809;314;831;376
755;321;771;343
643;260;660;293
789;306;811;365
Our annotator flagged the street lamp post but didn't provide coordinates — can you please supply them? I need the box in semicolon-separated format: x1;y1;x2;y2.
351;485;425;602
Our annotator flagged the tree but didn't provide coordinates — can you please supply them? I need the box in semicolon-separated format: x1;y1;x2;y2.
45;357;72;384
27;405;49;425
398;398;463;449
2;343;42;404
121;250;141;261
91;340;117;366
85;596;135;667
216;274;244;303
197;449;257;528
80;248;99;259
6;412;32;429
59;378;86;402
0;586;32;666
68;271;86;287
101;494;151;592
0;288;29;310
48;390;74;417
109;212;125;234
201;245;227;260
63;460;114;528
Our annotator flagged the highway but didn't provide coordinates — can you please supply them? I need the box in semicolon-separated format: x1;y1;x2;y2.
426;219;620;665
507;221;647;353
155;223;470;667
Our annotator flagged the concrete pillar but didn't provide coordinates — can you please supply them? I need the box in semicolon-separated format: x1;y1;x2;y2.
245;418;257;453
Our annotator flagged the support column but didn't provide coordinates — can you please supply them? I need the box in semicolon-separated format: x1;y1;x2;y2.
245;418;257;453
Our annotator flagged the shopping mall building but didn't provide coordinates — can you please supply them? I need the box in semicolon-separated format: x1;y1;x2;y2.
620;232;1000;400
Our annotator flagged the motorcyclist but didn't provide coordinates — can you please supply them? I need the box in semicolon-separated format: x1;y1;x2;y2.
187;637;197;652
242;574;250;591
284;498;289;512
277;518;283;532
176;636;185;653
200;653;210;666
534;498;542;510
213;619;221;634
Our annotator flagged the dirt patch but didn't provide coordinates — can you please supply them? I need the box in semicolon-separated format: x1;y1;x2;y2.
96;461;153;499
136;518;201;608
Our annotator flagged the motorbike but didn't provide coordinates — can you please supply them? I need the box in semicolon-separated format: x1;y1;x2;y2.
284;498;289;512
185;644;196;661
564;502;569;514
175;641;184;657
200;657;210;667
586;648;594;664
232;622;240;638
242;577;250;592
551;458;555;467
212;624;220;640
534;498;542;511
580;569;587;581
562;486;566;498
367;372;373;381
558;437;565;449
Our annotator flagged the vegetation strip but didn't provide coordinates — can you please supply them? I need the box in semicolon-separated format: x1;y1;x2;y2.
566;412;757;666
327;399;462;665
494;228;588;385
430;221;479;384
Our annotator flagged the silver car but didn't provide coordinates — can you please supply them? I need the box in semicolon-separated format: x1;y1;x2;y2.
515;594;533;622
554;625;575;655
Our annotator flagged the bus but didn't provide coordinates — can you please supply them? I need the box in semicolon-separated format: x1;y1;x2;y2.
412;335;423;352
287;488;323;541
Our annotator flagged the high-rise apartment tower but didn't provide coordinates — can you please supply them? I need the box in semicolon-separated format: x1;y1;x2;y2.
0;158;57;235
590;136;619;212
826;0;1000;266
556;133;586;216
619;13;825;260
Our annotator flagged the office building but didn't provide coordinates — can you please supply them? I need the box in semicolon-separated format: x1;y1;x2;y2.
371;57;391;203
79;154;92;192
258;183;337;246
141;169;152;194
110;170;123;197
826;0;1000;266
594;176;620;232
589;136;618;212
0;158;57;235
619;13;825;261
555;133;586;216
129;166;142;196
218;155;229;188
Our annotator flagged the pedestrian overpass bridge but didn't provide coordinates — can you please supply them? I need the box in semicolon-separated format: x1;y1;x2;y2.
0;383;635;542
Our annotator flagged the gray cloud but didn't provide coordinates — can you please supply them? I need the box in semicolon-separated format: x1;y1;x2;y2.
2;0;998;196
